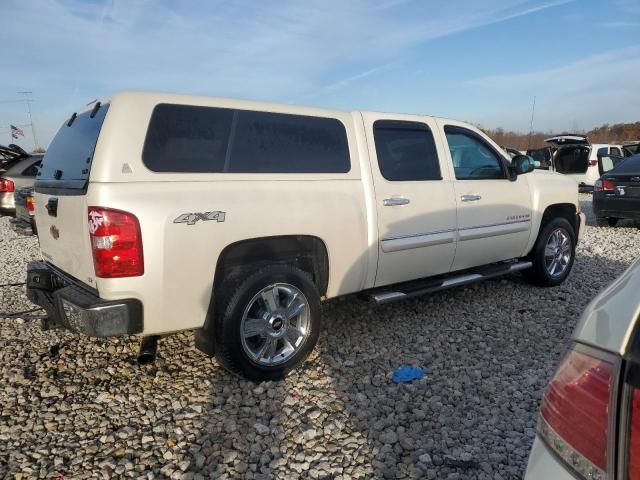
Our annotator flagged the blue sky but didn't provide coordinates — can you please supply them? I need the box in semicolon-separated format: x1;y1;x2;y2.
1;0;639;150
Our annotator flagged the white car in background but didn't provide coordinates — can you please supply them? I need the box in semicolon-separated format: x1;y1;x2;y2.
545;135;624;189
525;257;640;480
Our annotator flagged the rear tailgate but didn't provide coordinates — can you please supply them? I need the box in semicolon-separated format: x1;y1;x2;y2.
34;103;110;288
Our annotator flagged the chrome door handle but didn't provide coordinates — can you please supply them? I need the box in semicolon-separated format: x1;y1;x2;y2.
461;194;482;202
383;197;410;206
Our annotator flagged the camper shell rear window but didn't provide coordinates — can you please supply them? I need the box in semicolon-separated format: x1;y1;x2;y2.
36;104;110;192
142;104;351;173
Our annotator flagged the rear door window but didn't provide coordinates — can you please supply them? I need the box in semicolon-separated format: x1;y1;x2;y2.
37;104;109;190
143;104;350;173
373;120;441;181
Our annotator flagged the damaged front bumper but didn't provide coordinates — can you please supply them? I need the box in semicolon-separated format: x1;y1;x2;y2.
26;261;143;337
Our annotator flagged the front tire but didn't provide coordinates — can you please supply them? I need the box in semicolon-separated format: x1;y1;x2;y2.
214;264;321;381
523;218;576;287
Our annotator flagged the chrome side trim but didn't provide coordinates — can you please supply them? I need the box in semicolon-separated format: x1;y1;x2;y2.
458;219;531;241
381;230;455;253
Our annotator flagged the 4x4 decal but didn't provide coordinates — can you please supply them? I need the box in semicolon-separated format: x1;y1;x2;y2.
173;211;226;225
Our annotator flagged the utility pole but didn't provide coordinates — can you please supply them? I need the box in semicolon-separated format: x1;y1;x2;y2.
17;91;40;151
527;96;536;149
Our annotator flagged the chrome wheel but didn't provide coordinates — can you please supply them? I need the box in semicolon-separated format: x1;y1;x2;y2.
544;228;572;277
240;283;311;366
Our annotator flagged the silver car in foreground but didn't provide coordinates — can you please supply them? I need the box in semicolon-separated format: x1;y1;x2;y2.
526;257;640;480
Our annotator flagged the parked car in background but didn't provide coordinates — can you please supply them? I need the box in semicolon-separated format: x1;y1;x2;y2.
526;146;554;170
525;256;640;480
544;135;624;190
0;151;42;216
9;186;37;235
623;141;640;157
593;154;640;227
1;143;30;174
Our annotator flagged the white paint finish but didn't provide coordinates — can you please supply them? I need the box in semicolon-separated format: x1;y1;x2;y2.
89;180;370;334
524;437;575;480
573;256;640;355
34;192;97;289
362;112;458;287
33;91;584;336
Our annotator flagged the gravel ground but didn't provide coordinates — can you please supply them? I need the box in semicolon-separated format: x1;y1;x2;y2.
1;193;639;480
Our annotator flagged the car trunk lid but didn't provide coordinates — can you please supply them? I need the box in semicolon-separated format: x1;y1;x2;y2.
544;134;589;147
34;103;109;288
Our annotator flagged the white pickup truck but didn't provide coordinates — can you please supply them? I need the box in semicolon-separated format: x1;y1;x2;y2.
27;91;585;380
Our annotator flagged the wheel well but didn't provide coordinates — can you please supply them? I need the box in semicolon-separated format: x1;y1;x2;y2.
540;203;577;234
214;235;329;296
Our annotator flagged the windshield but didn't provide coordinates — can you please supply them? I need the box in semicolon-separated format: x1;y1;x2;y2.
36;104;109;190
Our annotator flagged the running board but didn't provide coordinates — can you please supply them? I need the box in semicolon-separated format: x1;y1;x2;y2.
370;260;532;305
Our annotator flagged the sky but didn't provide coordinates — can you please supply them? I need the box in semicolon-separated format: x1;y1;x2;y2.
0;0;639;150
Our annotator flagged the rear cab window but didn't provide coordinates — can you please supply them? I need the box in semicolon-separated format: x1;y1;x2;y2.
372;120;441;181
36;104;110;193
142;104;350;173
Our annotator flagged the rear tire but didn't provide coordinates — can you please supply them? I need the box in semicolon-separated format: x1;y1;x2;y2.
523;218;576;287
214;264;321;381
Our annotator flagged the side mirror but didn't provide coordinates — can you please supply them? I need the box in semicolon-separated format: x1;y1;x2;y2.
512;155;535;175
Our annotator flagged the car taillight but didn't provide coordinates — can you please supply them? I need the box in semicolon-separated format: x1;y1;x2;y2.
0;178;15;193
88;207;144;278
26;196;35;213
538;345;619;479
629;388;640;480
595;179;615;192
589;160;599;167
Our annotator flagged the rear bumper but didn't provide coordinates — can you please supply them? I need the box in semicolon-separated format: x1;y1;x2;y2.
593;194;640;220
26;261;143;337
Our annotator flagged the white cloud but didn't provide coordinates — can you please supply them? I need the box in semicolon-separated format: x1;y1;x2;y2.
464;46;640;131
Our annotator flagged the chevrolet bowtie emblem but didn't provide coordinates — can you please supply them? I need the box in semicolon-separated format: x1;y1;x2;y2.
50;225;60;240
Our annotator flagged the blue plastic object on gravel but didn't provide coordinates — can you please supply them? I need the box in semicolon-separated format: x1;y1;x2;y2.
392;365;426;383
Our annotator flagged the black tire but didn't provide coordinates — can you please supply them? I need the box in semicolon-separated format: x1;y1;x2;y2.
596;217;619;227
523;217;576;287
214;264;321;381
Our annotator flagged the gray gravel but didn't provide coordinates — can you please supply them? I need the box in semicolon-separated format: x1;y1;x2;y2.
1;193;639;479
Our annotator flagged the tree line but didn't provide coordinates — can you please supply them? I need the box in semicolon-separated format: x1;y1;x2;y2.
481;121;640;151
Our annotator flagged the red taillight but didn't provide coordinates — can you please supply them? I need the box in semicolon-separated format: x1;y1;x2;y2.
0;178;15;193
589;159;599;167
26;196;35;213
88;207;144;278
629;388;640;480
538;346;618;478
595;179;615;192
